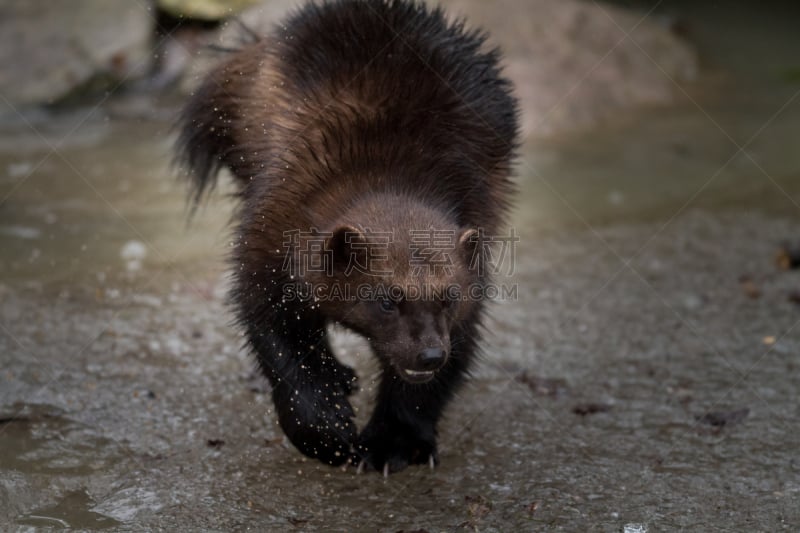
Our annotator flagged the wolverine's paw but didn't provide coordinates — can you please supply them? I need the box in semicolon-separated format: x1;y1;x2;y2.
274;383;356;466
351;425;438;476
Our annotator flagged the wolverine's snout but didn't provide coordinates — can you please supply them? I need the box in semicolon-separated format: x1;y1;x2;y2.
417;347;447;371
397;345;448;384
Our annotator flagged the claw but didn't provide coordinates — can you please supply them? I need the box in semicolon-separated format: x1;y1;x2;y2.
429;454;436;470
356;459;366;475
382;463;389;478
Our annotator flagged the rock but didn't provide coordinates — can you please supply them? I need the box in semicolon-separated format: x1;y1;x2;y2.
179;0;697;138
0;0;152;110
441;0;698;137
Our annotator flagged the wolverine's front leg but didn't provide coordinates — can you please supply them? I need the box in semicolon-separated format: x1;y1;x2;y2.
354;378;441;475
243;297;358;465
353;335;474;474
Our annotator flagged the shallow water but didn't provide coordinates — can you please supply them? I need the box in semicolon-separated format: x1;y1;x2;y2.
2;2;800;530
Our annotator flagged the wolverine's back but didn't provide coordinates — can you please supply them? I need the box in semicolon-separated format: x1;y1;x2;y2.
178;0;518;234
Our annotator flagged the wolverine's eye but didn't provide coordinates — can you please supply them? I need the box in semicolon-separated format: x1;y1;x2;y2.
379;299;396;313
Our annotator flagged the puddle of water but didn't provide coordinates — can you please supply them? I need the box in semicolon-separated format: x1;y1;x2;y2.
514;0;800;235
0;404;131;529
0;115;234;288
0;403;121;476
16;490;121;530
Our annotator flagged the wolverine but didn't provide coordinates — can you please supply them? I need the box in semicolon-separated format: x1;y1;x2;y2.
177;0;518;474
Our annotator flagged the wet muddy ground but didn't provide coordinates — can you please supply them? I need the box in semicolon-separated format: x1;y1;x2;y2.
2;1;800;531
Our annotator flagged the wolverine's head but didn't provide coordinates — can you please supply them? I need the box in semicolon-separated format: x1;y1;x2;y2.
298;195;485;384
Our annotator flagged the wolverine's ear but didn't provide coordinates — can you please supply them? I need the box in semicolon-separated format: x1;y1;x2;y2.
458;228;482;271
326;225;366;274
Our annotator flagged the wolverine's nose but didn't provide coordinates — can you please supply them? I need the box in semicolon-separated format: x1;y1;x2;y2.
417;347;447;371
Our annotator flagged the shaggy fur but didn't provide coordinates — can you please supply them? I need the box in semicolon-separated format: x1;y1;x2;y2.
176;0;519;473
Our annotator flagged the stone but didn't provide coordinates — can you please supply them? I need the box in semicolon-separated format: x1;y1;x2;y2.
0;0;153;109
442;0;697;137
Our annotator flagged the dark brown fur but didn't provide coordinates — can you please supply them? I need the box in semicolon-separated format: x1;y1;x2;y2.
177;0;519;472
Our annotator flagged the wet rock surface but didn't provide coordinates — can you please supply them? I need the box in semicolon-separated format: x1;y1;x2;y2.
444;0;698;137
0;1;153;110
2;0;800;530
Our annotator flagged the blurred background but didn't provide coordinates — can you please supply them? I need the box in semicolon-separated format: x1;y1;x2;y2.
1;0;799;530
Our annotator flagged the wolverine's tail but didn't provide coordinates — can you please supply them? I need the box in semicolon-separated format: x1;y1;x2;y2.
175;74;235;206
174;32;264;207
